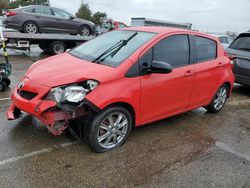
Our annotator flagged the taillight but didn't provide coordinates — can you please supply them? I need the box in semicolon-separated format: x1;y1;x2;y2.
5;12;17;17
227;54;236;69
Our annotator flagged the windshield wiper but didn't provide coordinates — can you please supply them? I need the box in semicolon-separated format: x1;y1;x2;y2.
93;32;138;63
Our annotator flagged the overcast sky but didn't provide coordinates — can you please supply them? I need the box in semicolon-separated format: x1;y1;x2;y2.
50;0;250;33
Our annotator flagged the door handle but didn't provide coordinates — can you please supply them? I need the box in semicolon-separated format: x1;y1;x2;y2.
217;62;223;67
184;70;194;77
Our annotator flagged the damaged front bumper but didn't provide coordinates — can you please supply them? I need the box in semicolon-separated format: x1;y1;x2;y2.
7;83;99;136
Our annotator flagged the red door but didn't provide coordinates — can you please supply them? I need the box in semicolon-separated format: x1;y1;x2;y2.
189;35;221;107
140;35;195;123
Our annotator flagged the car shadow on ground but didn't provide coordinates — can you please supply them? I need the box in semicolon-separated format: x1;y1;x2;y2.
232;84;250;97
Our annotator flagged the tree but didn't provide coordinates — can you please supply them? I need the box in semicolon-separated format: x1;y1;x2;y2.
9;0;49;9
225;31;238;39
75;2;92;21
92;11;107;26
0;0;9;16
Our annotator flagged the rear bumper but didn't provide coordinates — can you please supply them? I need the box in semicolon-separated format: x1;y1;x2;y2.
3;20;22;31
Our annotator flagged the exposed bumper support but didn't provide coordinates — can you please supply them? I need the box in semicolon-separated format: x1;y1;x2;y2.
7;91;98;135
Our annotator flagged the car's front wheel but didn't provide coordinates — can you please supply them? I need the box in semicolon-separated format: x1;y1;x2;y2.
79;25;91;36
86;106;133;153
205;84;228;113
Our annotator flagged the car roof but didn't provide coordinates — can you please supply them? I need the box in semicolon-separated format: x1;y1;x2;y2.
15;5;48;10
123;26;189;33
123;26;218;40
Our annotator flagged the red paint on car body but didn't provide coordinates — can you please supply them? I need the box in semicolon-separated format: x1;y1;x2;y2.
7;27;235;135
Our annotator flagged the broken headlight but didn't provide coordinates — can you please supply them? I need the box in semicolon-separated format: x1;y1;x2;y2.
45;80;99;103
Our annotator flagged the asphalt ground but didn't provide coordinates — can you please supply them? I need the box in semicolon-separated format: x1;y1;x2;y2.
0;47;249;188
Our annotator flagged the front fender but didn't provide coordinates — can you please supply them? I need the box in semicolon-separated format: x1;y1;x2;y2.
85;77;141;125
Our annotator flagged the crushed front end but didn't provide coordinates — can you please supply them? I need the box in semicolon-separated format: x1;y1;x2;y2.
7;77;99;136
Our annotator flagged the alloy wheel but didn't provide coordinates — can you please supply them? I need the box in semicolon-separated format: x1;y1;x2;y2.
81;27;90;36
213;86;227;110
97;112;129;149
25;23;37;34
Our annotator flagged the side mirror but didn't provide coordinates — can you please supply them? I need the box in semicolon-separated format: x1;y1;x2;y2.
69;15;75;20
150;61;172;74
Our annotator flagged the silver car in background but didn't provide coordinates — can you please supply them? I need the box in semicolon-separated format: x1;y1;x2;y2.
2;5;95;36
213;34;234;49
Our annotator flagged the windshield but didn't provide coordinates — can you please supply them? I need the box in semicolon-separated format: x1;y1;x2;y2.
70;30;156;67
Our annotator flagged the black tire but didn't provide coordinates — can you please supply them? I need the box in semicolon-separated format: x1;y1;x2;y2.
48;41;66;55
0;81;7;92
79;25;91;36
2;78;11;87
86;106;133;153
205;84;229;113
23;21;39;34
39;44;48;51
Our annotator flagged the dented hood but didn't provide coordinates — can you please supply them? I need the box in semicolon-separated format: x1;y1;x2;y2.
25;53;116;87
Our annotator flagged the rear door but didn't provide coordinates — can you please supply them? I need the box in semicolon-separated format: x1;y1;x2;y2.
34;6;57;32
140;34;195;123
189;35;221;106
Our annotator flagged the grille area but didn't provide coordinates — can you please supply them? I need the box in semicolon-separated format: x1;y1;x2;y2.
18;90;38;100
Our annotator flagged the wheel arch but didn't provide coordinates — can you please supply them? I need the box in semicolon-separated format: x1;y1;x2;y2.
223;81;232;98
102;102;136;127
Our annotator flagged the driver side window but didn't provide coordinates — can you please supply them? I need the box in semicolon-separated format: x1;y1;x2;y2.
139;34;190;75
53;8;71;19
154;35;190;68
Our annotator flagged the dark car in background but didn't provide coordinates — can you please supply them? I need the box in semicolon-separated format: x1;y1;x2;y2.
227;32;250;86
3;5;95;36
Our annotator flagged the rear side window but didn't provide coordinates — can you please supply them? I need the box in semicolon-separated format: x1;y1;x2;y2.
35;6;52;15
228;37;234;44
230;36;250;52
195;36;217;63
154;35;190;68
219;37;228;44
24;8;35;13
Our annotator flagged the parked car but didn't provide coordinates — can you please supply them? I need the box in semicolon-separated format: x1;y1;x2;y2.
7;27;234;152
212;34;234;49
97;19;127;35
227;32;250;86
2;5;95;35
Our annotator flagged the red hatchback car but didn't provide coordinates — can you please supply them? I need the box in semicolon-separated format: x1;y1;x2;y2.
7;27;234;152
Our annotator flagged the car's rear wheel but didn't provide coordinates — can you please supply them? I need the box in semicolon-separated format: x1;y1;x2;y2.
2;78;11;87
23;21;39;34
80;25;91;36
205;84;228;113
86;106;132;153
0;81;7;92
